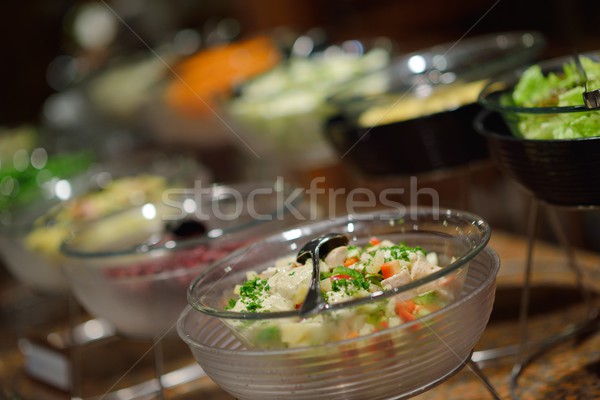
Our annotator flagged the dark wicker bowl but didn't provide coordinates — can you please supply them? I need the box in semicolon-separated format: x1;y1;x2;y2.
474;109;600;206
323;31;545;176
476;51;600;206
325;102;488;175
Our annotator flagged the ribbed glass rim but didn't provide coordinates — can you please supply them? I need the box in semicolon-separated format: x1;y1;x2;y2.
179;245;499;355
187;207;491;320
61;181;303;259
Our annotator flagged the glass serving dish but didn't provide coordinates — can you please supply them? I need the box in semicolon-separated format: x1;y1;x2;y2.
223;36;397;171
0;150;208;293
179;209;499;400
143;35;283;149
323;31;546;175
61;181;306;339
476;52;600;206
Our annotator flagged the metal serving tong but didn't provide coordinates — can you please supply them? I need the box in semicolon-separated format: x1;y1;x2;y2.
574;52;600;108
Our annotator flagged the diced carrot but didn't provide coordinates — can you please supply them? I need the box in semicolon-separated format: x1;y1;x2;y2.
347;331;360;339
395;301;416;322
373;320;390;332
380;262;395;279
344;257;359;267
403;299;416;312
369;237;381;246
396;308;415;322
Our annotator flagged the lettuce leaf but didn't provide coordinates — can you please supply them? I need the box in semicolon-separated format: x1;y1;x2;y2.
511;56;600;139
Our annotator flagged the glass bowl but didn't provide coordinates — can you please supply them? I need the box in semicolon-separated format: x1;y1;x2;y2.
143;35;283;149
179;209;499;399
323;31;546;175
60;181;306;339
476;52;600;206
223;37;396;171
0;150;209;293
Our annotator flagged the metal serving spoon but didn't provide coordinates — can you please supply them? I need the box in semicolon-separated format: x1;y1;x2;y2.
296;233;349;315
573;52;600;109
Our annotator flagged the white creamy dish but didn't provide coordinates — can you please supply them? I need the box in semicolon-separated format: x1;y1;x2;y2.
225;237;463;348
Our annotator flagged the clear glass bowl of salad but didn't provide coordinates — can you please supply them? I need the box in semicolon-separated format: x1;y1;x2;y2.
0;150;209;293
179;208;499;400
476;51;600;206
60;181;307;339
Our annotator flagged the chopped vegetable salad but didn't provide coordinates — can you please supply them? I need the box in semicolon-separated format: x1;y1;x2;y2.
225;237;462;348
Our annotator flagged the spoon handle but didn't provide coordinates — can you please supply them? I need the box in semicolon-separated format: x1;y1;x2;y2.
300;252;325;315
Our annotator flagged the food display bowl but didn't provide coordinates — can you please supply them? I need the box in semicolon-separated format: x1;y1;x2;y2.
325;102;487;175
223;36;396;170
61;181;305;339
144;35;283;149
323;31;546;175
476;52;600;206
179;209;498;400
0;150;208;293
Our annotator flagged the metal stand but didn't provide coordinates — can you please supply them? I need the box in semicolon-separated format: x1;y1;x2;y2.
153;339;166;400
508;199;600;399
467;358;502;400
516;198;540;366
68;294;83;400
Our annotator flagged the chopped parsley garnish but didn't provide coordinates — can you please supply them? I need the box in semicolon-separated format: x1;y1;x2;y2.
224;298;237;310
236;277;270;312
330;268;370;294
380;244;425;262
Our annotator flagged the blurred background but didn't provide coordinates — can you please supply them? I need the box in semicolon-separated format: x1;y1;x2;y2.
2;0;599;125
1;0;597;123
1;0;600;242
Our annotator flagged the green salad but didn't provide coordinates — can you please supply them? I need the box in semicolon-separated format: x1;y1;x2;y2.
225;237;463;348
0;124;94;211
509;55;600;139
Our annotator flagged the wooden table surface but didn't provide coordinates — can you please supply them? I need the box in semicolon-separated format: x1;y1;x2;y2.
1;229;599;399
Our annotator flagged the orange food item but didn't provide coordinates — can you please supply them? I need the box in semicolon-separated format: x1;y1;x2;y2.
165;35;281;117
369;237;381;246
343;257;359;267
394;300;416;322
380;262;399;279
